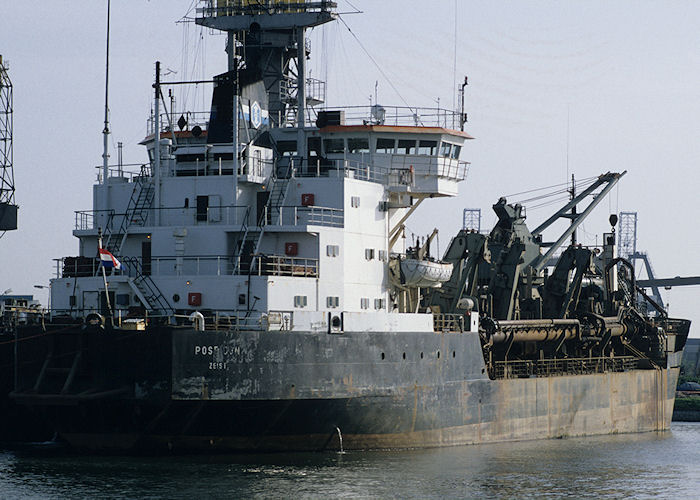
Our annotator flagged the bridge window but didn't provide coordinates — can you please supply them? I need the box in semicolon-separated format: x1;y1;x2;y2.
375;138;396;154
397;139;416;155
451;145;462;159
440;142;453;158
308;137;322;159
418;140;437;155
348;138;370;154
323;138;345;154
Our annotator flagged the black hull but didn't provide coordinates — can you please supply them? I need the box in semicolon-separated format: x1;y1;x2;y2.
0;332;53;443
10;324;685;453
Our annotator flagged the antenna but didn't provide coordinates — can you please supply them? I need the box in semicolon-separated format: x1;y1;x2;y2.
101;0;111;185
459;76;468;131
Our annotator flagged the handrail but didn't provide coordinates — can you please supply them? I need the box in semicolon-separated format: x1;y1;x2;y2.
491;356;639;380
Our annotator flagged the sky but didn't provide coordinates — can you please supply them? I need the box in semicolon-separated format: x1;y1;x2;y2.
0;1;698;335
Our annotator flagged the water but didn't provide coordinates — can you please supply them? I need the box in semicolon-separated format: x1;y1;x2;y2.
1;423;699;499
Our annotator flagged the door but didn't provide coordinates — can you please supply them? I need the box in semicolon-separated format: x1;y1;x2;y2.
256;191;270;224
142;240;152;276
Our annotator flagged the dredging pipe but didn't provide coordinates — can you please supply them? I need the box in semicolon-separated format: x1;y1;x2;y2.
490;317;627;344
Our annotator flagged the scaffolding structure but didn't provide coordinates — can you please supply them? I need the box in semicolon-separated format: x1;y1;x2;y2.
462;208;481;232
617;211;637;261
0;54;17;232
618;211;664;311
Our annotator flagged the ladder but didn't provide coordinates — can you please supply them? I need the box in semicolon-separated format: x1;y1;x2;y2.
250;164;293;272
103;166;155;254
232;206;252;275
122;257;173;317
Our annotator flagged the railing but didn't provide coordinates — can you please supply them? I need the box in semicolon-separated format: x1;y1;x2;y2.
389;155;469;181
147;111;210;137
198;1;337;17
264;205;344;228
55;254;319;279
134;256;234;277
491;356;639;380
315;105;464;129
75;205;344;231
74;206;254;230
292;157;468;184
433;313;466;333
240;256;318;278
293;158;389;184
95;163;151;183
56;257;100;279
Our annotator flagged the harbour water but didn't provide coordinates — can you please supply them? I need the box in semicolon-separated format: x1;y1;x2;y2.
0;423;698;499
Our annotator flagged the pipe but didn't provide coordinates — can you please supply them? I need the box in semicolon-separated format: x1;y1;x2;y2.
189;311;205;332
490;317;626;343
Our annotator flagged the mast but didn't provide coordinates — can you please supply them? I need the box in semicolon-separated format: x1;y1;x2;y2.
195;1;338;153
297;26;307;161
102;0;111;185
154;61;161;225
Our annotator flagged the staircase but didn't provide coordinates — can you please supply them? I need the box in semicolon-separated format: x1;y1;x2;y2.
122;257;173;317
103;166;155;254
249;165;293;272
232;206;252;275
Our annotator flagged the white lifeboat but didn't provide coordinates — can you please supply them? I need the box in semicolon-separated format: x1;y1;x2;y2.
400;259;453;288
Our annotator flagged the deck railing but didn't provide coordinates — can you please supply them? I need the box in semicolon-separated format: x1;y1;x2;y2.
433;313;466;333
491;356;640;380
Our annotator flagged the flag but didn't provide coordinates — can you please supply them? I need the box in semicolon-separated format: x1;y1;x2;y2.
98;247;121;270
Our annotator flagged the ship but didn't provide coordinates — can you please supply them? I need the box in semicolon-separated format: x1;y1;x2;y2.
10;1;690;452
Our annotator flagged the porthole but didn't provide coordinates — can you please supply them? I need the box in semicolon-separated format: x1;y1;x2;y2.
172;294;180;303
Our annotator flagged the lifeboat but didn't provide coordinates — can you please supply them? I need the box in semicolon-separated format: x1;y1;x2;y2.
400;259;453;288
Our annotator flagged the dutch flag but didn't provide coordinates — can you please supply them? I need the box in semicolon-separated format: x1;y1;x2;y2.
98;247;121;270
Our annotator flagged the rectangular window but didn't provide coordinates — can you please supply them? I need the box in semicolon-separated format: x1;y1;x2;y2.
294;295;308;308
451;144;462;159
374;298;386;310
326;296;340;308
375;138;396;154
323;138;345;154
440;142;453;158
361;298;370;310
326;244;340;257
418;140;437;156
277;140;297;157
397;139;416;155
351;196;361;208
308;137;322;158
347;138;370;154
365;248;375;261
378;249;387;262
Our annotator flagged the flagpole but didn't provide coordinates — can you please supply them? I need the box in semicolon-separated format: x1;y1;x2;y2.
98;228;114;326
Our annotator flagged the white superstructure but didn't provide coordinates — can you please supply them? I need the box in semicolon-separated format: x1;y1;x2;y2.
49;1;472;331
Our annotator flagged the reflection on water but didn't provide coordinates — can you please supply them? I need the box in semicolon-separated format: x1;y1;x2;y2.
1;423;699;499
